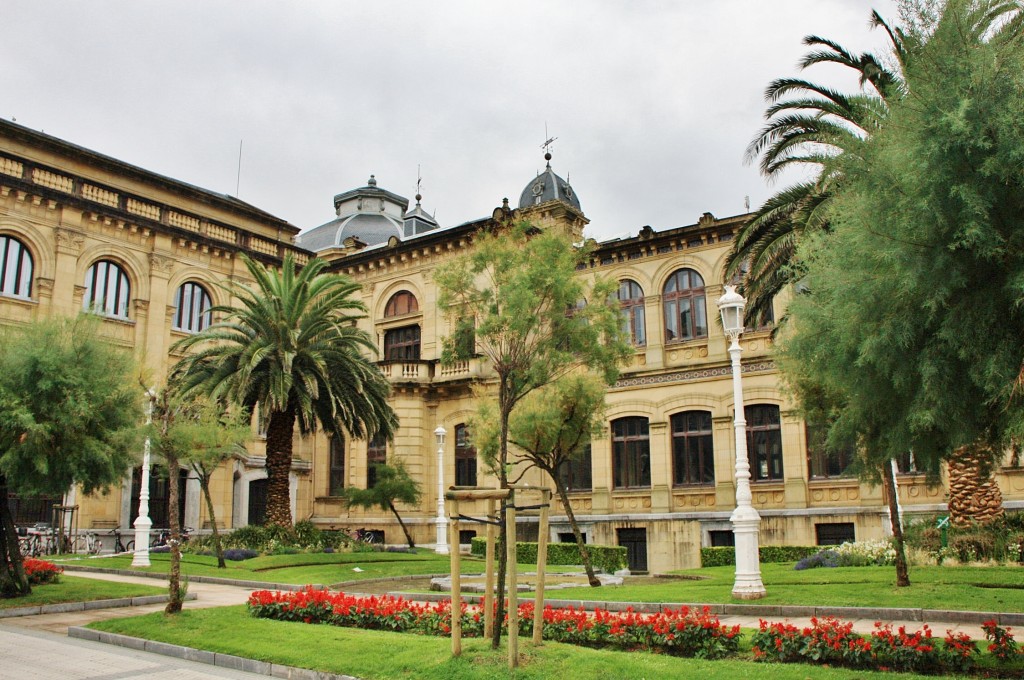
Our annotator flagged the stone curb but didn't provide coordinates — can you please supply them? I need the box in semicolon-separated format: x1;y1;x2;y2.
0;593;196;619
395;591;1023;626
67;627;360;680
61;564;317;591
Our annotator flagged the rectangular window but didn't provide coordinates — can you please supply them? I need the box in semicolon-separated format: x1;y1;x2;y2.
806;425;854;479
672;411;714;486
558;445;593;492
329;436;345;496
746;405;784;481
816;523;855;546
384;325;421;361
454;424;477;487
612;418;651;489
367;435;387;488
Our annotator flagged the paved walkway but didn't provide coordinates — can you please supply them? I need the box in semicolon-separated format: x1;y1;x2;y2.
0;568;1008;679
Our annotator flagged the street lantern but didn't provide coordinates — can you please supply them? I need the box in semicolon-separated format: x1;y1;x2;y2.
716;286;766;599
434;426;448;554
131;388;157;567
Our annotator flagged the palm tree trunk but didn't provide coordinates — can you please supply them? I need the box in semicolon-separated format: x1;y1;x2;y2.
387;500;415;549
0;476;30;597
882;460;910;587
197;468;226;569
947;442;1004;528
551;473;600;587
264;406;296;528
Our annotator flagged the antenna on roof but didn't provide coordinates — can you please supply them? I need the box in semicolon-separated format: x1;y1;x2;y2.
235;139;243;197
744;195;750;211
416;164;422;204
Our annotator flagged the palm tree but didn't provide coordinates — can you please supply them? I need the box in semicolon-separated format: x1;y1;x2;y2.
726;10;906;325
172;254;397;527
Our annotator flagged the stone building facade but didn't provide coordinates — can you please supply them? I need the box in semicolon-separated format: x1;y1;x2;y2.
0;119;314;538
3;121;1023;571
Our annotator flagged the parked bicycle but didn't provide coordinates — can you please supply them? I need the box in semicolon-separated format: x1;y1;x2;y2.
343;527;379;545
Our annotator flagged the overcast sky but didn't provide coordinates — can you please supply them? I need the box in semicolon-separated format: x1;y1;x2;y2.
2;1;900;242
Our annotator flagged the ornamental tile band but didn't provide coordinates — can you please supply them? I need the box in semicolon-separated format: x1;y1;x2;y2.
615;360;775;388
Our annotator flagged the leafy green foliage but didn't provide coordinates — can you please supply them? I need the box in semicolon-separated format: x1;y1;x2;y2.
0;316;140;496
172;253;397;526
728;9;908;325
470;538;627;574
778;0;1024;472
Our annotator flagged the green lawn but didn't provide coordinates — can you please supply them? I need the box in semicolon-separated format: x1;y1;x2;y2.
545;563;1024;613
57;549;478;586
88;606;954;680
0;575;165;609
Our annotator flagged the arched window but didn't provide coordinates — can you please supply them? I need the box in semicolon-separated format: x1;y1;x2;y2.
663;268;707;342
384;290;420;360
617;280;646;346
329;435;346;496
454;424;477;487
612;417;650;489
83;259;130;318
385;290;419;316
746;404;783;481
0;235;33;299
366;434;387;488
173;281;212;332
671;411;714;486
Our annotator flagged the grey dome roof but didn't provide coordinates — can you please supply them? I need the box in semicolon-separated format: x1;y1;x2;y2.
518;158;581;211
298;174;409;251
300;213;403;251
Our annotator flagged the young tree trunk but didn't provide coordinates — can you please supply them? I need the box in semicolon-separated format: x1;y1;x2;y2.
491;380;512;650
264;406;297;528
551;474;600;587
882;460;910;587
387;500;415;549
196;468;226;569
0;477;30;597
166;453;183;614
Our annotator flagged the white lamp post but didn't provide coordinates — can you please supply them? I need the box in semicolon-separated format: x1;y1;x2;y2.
717;286;766;599
132;388;157;567
434;425;448;555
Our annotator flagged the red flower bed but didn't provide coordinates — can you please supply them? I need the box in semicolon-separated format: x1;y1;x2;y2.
22;558;62;586
751;617;983;675
249;588;1023;675
247;588;740;658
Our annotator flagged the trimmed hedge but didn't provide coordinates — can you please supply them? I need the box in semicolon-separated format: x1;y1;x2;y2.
701;545;819;568
470;538;627;574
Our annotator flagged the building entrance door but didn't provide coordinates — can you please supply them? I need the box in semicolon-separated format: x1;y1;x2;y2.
616;527;648;573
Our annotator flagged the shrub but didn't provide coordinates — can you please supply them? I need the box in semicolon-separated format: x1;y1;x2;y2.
982;620;1020;662
185;521;344;556
22;558;62;586
793;549;841;570
469;538;627;573
701;545;818;568
223;548;258;561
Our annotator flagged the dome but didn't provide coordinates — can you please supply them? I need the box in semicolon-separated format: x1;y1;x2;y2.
300;213;403;251
298;174;409;251
518;154;581;212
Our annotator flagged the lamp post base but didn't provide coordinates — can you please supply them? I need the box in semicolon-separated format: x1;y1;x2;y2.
131;517;152;568
435;518;449;555
731;508;766;600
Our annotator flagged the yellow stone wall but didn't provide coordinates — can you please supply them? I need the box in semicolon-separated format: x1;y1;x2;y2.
0;120;313;535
